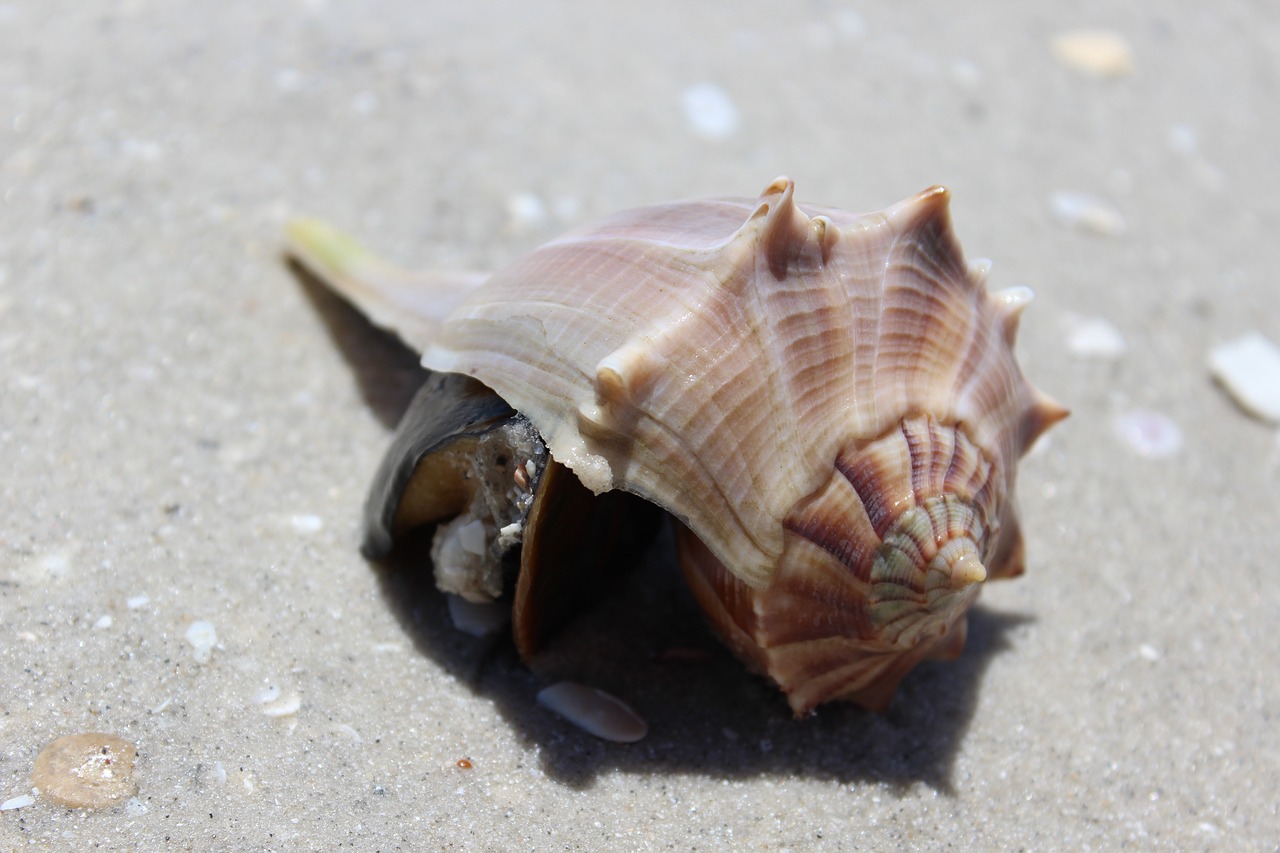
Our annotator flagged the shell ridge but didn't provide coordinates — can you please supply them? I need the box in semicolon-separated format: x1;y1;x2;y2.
590;284;790;583
874;210;978;424
782;509;876;580
597;398;779;585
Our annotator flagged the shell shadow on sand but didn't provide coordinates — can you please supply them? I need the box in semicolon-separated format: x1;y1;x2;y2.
291;261;1033;791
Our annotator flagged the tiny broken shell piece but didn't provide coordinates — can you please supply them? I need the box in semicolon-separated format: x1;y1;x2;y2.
1051;29;1134;78
1208;332;1280;424
536;681;648;742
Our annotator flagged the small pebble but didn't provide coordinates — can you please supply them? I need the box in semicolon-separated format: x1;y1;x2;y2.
537;681;648;743
1050;192;1126;237
125;595;150;610
680;83;740;140
1051;30;1134;78
1114;410;1183;458
1064;315;1127;360
31;733;138;809
93;614;113;629
1139;644;1161;661
184;620;218;663
1208;333;1280;424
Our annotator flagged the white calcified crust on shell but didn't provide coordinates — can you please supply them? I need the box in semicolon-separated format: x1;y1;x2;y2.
420;177;1063;590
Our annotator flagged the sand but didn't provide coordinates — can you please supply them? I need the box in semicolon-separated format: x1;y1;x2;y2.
2;2;1277;849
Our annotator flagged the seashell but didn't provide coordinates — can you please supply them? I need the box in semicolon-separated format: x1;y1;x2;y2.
536;681;649;743
287;177;1067;716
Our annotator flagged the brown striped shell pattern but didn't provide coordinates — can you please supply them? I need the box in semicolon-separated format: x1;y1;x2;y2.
287;177;1067;716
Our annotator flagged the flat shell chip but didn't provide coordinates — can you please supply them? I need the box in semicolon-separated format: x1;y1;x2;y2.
1052;30;1134;78
1208;333;1280;424
536;682;648;743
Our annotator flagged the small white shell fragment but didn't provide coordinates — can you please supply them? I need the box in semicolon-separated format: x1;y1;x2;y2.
1168;124;1198;155
680;82;740;140
456;518;487;556
1050;192;1126;236
506;193;548;230
950;59;982;88
1165;124;1225;191
536;682;648;743
446;593;510;637
290;513;323;534
1139;644;1161;661
330;723;362;744
125;595;150;610
831;8;867;40
1114;410;1183;458
93;614;113;629
184;620;218;663
351;90;379;115
0;793;35;811
274;66;304;93
261;694;302;718
1064;315;1127;359
1051;30;1134;78
1207;333;1280;424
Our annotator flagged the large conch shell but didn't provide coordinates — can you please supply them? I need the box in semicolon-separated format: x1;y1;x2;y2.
287;177;1066;715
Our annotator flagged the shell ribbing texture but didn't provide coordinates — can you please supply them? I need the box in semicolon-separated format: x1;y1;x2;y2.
680;415;1010;713
420;178;1055;591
